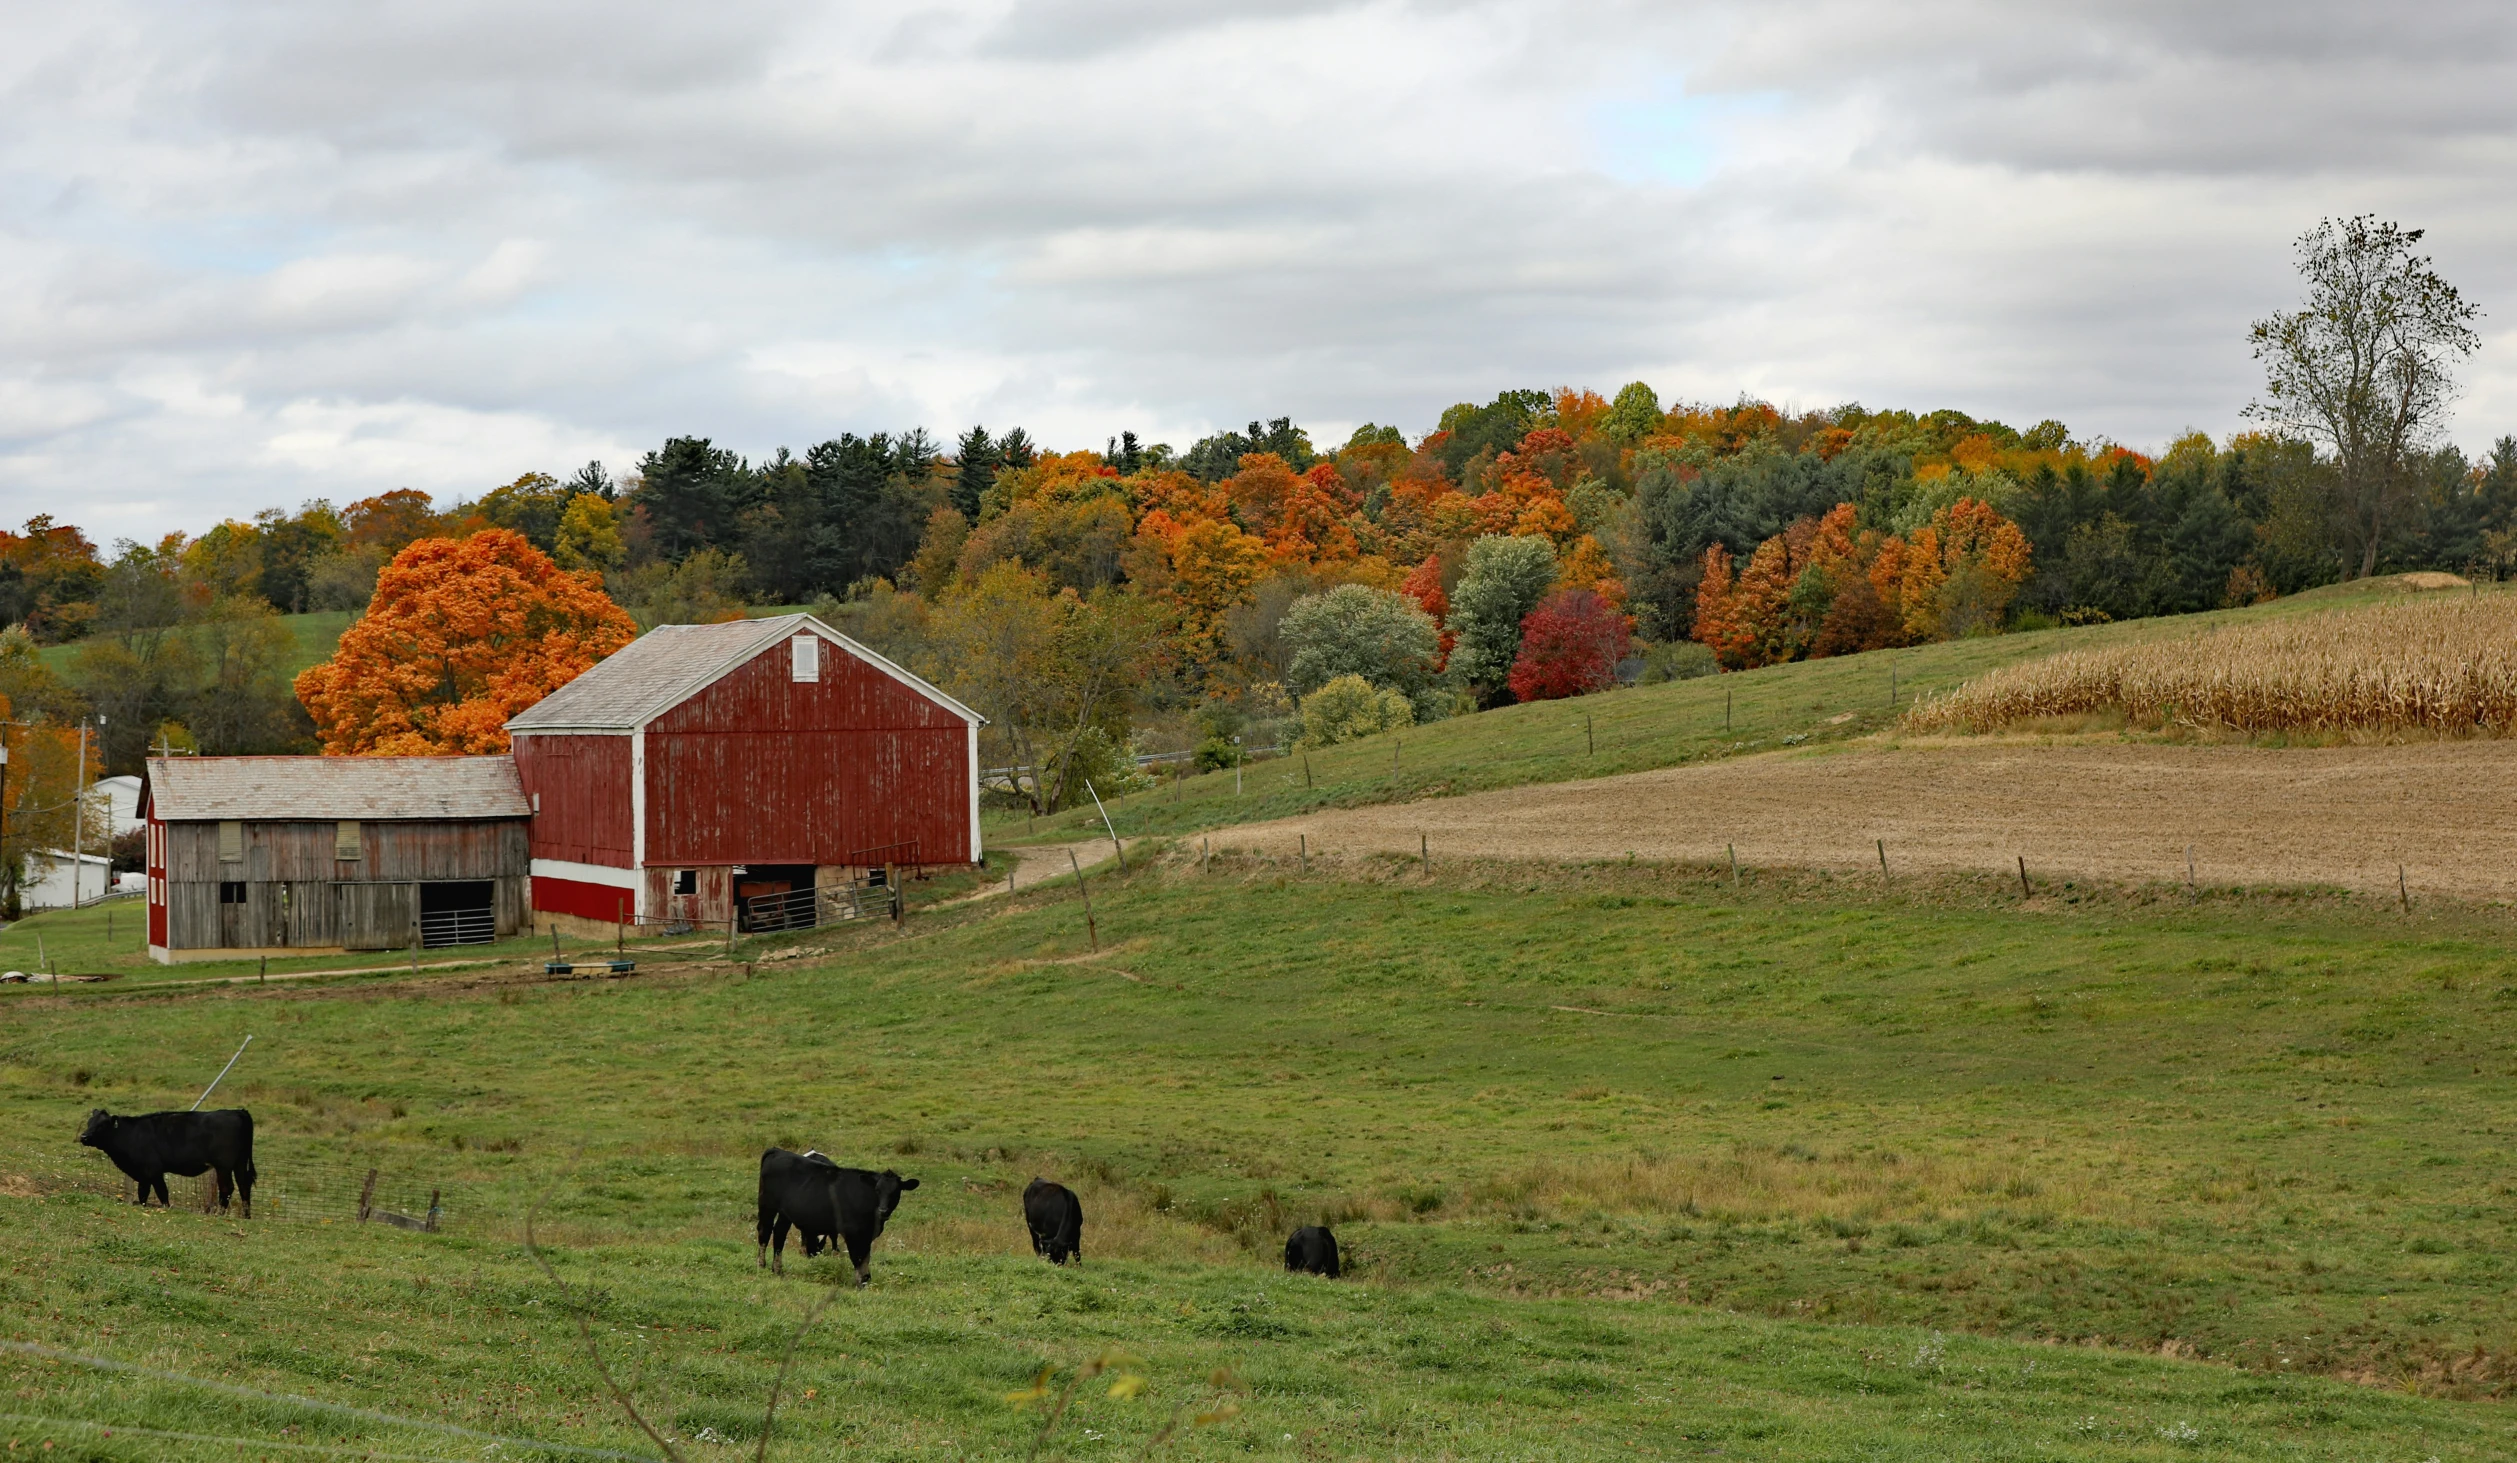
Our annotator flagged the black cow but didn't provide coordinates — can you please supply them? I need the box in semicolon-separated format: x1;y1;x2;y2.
1023;1178;1084;1265
755;1148;919;1284
78;1108;257;1217
1283;1225;1340;1277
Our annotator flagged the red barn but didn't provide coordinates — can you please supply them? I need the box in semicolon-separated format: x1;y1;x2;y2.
507;613;983;935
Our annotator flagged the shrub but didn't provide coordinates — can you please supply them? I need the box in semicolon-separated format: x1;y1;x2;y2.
1631;639;1719;684
1297;674;1415;748
1508;590;1630;702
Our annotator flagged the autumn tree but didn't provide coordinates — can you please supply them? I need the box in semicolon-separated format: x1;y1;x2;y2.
2248;216;2482;578
295;529;637;755
1507;589;1630;702
919;561;1164;812
1447;534;1558;700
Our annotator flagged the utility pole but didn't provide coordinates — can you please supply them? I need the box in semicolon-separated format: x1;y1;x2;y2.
0;723;12;920
71;718;89;909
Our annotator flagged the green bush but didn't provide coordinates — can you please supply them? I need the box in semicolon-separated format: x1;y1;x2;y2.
1297;674;1414;748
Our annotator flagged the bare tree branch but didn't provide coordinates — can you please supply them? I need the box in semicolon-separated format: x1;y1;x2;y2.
523;1193;690;1463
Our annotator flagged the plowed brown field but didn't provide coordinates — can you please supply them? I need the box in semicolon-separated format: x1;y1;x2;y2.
1228;740;2517;898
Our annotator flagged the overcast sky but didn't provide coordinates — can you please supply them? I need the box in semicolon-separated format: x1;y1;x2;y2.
5;1;2515;545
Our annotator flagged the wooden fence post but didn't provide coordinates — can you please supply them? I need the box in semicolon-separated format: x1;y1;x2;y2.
1067;848;1097;953
2017;856;2031;899
357;1168;379;1223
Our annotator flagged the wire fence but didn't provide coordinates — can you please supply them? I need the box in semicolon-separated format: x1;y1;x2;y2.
10;1140;464;1235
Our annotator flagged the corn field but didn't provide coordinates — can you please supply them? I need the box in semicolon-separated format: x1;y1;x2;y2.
1904;594;2517;735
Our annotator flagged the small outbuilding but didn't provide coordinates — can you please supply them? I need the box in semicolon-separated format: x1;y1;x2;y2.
508;613;982;936
143;755;532;962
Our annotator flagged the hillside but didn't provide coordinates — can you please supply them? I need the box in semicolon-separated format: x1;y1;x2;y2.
999;575;2505;850
32;609;355;681
5;849;2515;1456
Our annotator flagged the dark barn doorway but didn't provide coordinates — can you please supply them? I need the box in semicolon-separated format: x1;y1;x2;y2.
420;880;496;947
735;864;818;933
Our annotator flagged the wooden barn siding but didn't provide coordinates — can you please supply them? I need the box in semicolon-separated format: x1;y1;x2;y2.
165;820;528;883
643;640;974;867
646;864;735;928
511;733;634;866
160;819;530;950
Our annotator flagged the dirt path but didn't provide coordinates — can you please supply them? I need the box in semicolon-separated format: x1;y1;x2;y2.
945;840;1132;903
1224;740;2517;898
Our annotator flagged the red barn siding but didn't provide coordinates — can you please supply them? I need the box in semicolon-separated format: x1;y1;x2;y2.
535;874;636;924
643;638;974;868
512;733;633;866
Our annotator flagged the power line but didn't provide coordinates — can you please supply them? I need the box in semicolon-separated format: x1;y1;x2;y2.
0;1341;658;1461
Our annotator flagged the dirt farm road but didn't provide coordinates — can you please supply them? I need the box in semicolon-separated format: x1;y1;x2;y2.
1224;740;2517;900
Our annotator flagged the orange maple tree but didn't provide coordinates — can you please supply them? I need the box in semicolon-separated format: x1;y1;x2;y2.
295;529;637;755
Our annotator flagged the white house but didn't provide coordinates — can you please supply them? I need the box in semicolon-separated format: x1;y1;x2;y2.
93;774;144;837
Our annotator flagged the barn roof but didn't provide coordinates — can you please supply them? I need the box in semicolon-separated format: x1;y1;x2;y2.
144;755;531;822
504;613;981;733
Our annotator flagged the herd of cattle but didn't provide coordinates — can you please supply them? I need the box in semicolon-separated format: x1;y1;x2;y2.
79;1108;1344;1283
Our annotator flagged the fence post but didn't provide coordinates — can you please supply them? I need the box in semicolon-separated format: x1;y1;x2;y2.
357;1168;378;1223
889;864;904;924
1304;753;1313;789
1420;832;1429;877
2017;856;2031;899
1067;848;1097;953
1728;844;1739;888
1877;839;1888;883
1585;715;1594;756
425;1188;442;1233
1298;834;1307;874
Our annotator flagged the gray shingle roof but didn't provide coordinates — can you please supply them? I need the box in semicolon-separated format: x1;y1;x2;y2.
145;755;530;822
504;613;979;733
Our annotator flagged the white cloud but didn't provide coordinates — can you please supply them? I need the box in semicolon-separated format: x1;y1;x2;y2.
0;0;2514;543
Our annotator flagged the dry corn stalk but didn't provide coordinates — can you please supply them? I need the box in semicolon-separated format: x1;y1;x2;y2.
1905;596;2517;735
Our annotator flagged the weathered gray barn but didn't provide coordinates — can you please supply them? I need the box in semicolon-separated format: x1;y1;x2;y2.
142;755;531;962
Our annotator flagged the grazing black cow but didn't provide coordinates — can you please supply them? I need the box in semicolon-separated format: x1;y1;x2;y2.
755;1148;919;1284
1283;1224;1340;1277
1023;1178;1084;1265
78;1108;257;1216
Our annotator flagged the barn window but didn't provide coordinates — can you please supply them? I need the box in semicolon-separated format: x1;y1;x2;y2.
335;821;362;860
791;634;819;682
672;869;697;896
217;821;243;862
218;881;247;905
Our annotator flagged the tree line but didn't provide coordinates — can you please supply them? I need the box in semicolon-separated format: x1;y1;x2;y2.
0;215;2493;815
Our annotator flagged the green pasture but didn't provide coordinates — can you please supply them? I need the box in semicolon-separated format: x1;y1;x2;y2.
35;609;356;681
996;575;2517;847
6;848;2517;1456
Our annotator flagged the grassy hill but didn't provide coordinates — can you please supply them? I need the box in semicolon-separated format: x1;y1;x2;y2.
33;609;355;680
999;576;2509;848
5;846;2517;1456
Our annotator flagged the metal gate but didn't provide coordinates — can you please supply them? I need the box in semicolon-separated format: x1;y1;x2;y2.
419;907;496;947
742;887;819;933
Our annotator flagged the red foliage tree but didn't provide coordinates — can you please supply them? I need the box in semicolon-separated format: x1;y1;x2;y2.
1400;554;1456;669
1507;589;1630;702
